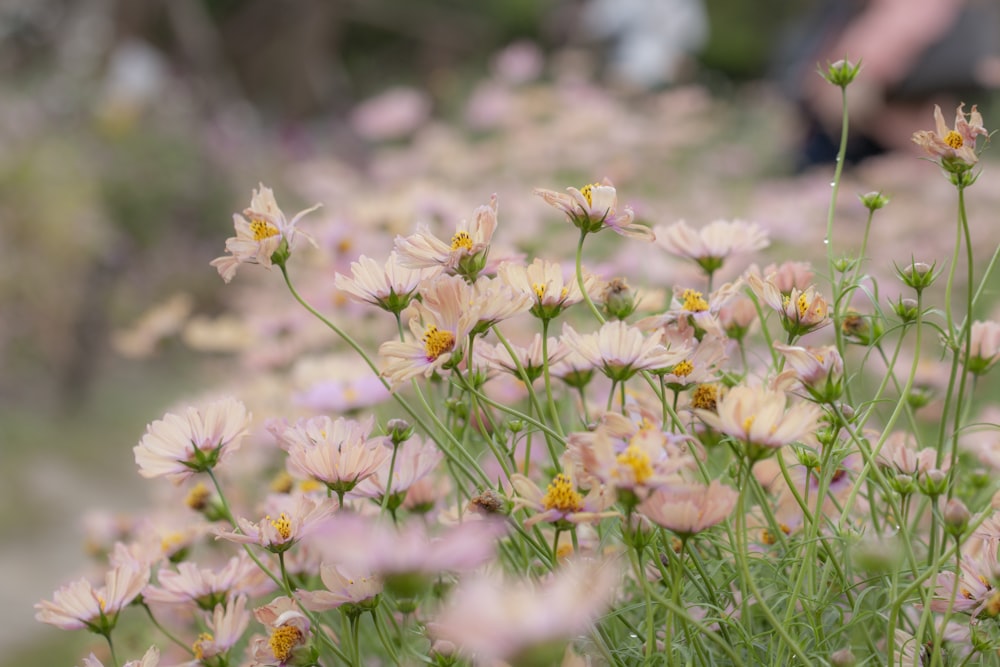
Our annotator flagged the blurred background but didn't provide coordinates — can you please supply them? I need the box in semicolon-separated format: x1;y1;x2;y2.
3;0;999;663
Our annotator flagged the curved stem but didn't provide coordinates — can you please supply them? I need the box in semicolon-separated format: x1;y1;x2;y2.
576;230;605;323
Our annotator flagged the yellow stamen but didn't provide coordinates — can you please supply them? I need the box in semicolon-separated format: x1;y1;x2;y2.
269;625;304;662
796;293;810;319
691;384;718;411
944;130;963;149
532;283;547;300
672;359;694;378
185;482;211;510
616;444;653;484
422;325;456;361
743;416;755;434
580;182;602;206
681;289;709;312
299;478;323;494
160;532;185;555
451;231;473;251
270;470;295;494
267;513;292;540
541;473;584;513
193;632;213;661
250;218;279;242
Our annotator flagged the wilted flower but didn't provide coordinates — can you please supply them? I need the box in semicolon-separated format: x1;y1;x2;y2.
210;184;321;283
912;103;988;168
133;397;251;483
534;178;654;240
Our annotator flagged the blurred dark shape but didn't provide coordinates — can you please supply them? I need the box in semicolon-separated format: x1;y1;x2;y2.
773;0;1000;169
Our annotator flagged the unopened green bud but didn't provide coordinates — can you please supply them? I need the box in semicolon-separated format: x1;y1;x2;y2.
858;191;889;211
895;259;937;292
832;256;857;274
602;277;637;320
890;473;916;496
906;385;934;410
822;59;862;87
919;469;948;498
386;419;414;445
890;296;920;323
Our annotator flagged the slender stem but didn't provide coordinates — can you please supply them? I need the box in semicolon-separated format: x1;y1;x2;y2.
576;230;605;323
140;602;194;655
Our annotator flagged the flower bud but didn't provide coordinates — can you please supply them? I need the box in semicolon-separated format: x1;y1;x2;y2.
831;648;856;667
858;191;889;211
906;385;934;410
386;418;414;445
602;277;637;321
832;256;858;274
943;498;970;536
918;469;948;497
822;59;862;87
890;473;916;496
895;259;937;292
890;296;920;323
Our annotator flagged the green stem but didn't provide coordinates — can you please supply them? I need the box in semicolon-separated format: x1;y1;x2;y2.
576;229;605;323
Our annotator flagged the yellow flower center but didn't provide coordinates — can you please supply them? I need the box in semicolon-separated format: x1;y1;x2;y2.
796;293;810;319
541;473;584;512
743;416;755;433
269;625;304;662
672;359;694;378
250;218;280;242
944;130;964;149
580;182;601;206
270;470;295;493
185;482;211;510
681;289;709;312
299;478;323;493
422;325;456;361
532;283;547;300
691;384;718;411
160;531;185;555
193;632;213;660
267;512;292;540
451;231;473;251
616;444;653;484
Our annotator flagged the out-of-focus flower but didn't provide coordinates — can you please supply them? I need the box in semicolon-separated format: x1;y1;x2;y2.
191;595;251;663
929;549;1000;617
143;553;265;610
912;103;988;167
534;178;654;240
429;558;620;666
296;564;382;613
638;480;738;536
497;258;597;320
349;435;442;507
133;397;251;484
272;416;391;498
395;195;499;277
695;385;822;458
215;493;335;554
211;184;321;283
561;320;689;382
249;596;313;667
877;431;949;476
333;252;438;314
966;320;1000;375
653;219;769;275
350;86;431;141
35;559;148;632
81;646;159;667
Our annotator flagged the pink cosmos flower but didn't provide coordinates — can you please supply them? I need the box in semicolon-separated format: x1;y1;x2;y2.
653;219;769;274
476;334;566;383
695;385;822;456
248;596;312;667
562;320;690;382
638;480;738;536
333;252;439;314
80;646;159;667
191;595;251;663
133;397;251;483
877;431;949;476
747;272;829;337
215;493;336;553
143;553;265;610
296;563;383;612
36;559;149;632
210;184;321;283
395;194;499;277
966;320;1000;375
912;103;988;167
773;342;844;400
315;514;505;577
273;415;391;497
929;548;1000;617
349;434;443;504
510;462;618;528
534;178;654;240
497;257;598;320
429;558;620;665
